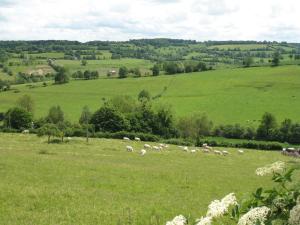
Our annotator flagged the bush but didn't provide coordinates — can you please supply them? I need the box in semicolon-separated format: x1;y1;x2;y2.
196;137;284;150
4;107;33;129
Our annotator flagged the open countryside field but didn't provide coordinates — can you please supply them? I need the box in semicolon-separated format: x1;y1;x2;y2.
0;133;299;225
1;65;300;125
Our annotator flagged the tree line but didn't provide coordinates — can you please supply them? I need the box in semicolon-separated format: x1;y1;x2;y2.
1;93;300;145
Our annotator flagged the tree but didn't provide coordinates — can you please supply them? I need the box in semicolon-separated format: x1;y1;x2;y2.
46;106;64;124
16;94;35;114
243;57;254;67
152;64;160;76
138;89;151;102
0;50;8;63
81;60;87;66
37;123;60;143
90;104;128;132
4;107;32;129
271;51;280;66
119;66;128;78
84;70;91;80
256;112;278;140
79;106;92;142
54;67;69;84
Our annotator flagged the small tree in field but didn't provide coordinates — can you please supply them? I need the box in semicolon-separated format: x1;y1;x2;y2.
79;106;92;142
81;60;87;66
46;106;64;124
37;123;59;143
152;64;160;76
118;66;128;78
271;51;280;66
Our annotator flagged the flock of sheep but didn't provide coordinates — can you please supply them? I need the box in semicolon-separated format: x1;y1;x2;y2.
123;137;245;156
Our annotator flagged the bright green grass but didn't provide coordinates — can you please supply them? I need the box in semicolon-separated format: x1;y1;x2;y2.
1;66;300;124
0;133;298;225
29;52;65;59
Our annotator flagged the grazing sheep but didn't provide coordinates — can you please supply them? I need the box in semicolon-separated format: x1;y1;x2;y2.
203;149;210;153
22;129;29;134
214;150;222;155
191;149;196;153
123;137;130;141
183;146;189;151
67;137;72;141
153;146;160;151
238;149;244;154
165;145;169;148
144;144;151;149
140;149;146;156
126;146;134;152
287;147;295;151
202;143;208;147
222;150;229;155
134;137;141;141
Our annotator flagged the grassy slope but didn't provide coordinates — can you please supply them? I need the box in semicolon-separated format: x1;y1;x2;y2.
0;65;300;124
0;133;298;225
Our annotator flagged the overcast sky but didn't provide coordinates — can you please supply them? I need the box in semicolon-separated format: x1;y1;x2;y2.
0;0;299;42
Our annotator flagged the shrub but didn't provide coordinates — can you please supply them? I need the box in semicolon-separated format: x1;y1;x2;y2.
4;107;33;129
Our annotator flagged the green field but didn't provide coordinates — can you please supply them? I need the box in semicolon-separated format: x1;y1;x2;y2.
0;133;298;225
1;65;300;125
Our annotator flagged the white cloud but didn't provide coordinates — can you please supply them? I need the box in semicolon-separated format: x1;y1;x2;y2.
0;0;299;42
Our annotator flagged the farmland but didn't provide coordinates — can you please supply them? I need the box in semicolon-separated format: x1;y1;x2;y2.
0;133;298;225
1;65;300;125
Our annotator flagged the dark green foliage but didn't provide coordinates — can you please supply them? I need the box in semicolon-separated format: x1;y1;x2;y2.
46;106;64;124
272;51;280;66
4;107;32;129
0;79;10;91
257;112;278;141
54;66;69;84
243;56;254;67
163;61;185;75
152;64;160;76
118;66;128;78
138;89;151;102
90;104;128;132
81;60;87;66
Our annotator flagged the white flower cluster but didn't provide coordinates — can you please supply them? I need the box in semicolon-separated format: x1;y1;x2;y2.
194;193;237;225
255;161;285;176
195;216;212;225
237;206;270;225
206;193;237;218
166;215;187;225
288;198;300;225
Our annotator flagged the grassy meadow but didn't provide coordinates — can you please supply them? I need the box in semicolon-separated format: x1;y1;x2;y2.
0;65;300;125
0;133;298;225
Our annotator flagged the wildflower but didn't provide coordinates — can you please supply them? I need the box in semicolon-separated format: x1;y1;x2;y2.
288;200;300;225
238;206;270;225
195;216;212;225
255;161;285;176
206;193;237;218
166;215;187;225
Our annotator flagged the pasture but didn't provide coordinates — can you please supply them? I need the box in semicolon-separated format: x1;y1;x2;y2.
0;65;300;125
0;133;298;225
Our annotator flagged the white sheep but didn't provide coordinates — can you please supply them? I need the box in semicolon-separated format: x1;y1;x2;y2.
183;146;189;151
140;149;146;156
203;149;210;153
191;149;196;153
222;150;229;155
214;150;222;155
22;129;29;134
202;143;208;147
126;145;134;152
134;137;141;141
153;146;160;151
144;144;151;149
238;149;244;154
67;137;72;141
123;137;130;141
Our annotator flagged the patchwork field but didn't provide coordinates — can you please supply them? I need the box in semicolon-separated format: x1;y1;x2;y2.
0;65;300;125
0;133;298;225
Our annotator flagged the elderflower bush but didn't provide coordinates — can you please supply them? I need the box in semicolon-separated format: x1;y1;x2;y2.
165;161;299;225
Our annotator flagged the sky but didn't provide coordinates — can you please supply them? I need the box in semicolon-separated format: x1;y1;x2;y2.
0;0;299;42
